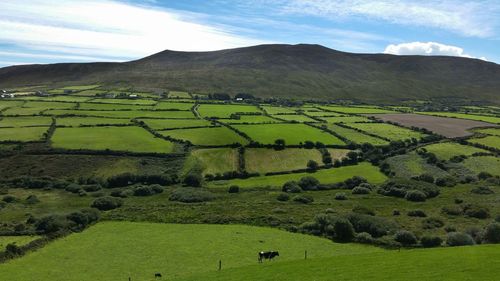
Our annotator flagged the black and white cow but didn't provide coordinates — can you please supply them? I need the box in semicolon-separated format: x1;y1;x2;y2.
258;251;279;263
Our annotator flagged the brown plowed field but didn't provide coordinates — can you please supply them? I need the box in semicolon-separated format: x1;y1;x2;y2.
367;113;498;138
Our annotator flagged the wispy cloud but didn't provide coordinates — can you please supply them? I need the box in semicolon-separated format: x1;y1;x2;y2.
384;41;487;61
280;0;499;38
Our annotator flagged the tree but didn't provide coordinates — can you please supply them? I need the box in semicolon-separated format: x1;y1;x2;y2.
333;218;355;241
483;223;500;243
274;139;285;150
307;160;319;171
394;230;418;246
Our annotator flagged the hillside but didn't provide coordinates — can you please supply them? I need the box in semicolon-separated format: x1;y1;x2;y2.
1;44;500;103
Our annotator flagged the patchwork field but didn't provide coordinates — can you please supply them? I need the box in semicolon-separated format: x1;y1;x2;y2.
418;112;500;124
475;128;500;136
370;113;496;138
23;101;77;109
347;123;425;141
261;105;298;115
233;123;345;145
51;126;175;153
45;109;195;119
140;118;214;130
0;116;52;127
56;117;132;127
2;107;46;116
87;98;157;105
320;116;372;123
168;91;191;98
245;148;323;174
154;102;194;110
319;106;397;114
0;127;49;142
303;110;342;117
198;104;262;118
463;156;500;176
385;152;449;178
0;236;39;251
78;103;153;110
421;142;488;160
327;124;389;145
160;127;249;146
187;148;239;175
0;100;24;110
274;114;318;122
210;162;386;188
219;115;280;124
467;135;500;150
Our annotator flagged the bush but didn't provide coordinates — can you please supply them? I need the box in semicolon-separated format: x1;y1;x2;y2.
478;172;492;180
35;215;70;234
394;230;418;246
392;209;401;216
444;226;457;233
66;209;100;230
352;206;375;216
91;196;123;211
405;190;427;202
355;232;374;244
82;184;102;192
483;223;500;243
110;190;128;198
133;185;163;196
421;236;443;247
471;186;494;195
106;173;135;188
334;193;347;200
441;205;463;216
298;176;320;191
169;188;215;203
2;195;17;203
292;195;314;204
183;173;203;187
422;217;444;229
307;160;319;171
65;184;82;194
435;176;457;187
412;173;434;183
407;209;427;217
228;185;240;193
352;186;371;195
343;176;367;189
282;181;302;193
378;178;439;200
332;218;355;242
25;195;40;204
346;213;396;238
463;204;490;219
446;232;475;246
276;193;290;201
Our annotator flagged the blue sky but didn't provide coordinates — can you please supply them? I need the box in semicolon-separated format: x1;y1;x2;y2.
0;0;499;67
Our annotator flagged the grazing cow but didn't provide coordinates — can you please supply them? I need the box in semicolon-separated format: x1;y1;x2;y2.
258;251;279;263
154;273;162;278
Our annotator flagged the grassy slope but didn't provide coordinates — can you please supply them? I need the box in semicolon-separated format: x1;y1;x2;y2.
45;109;195;119
56;117;132;127
328;124;389;145
0;116;52;127
245;148;323;174
190;148;239;175
348;123;425;141
141;118;213;130
463;156;500;176
160;127;249;146
468;136;500;150
418;112;500;124
422;142;488;160
0;127;49;142
0;222;382;281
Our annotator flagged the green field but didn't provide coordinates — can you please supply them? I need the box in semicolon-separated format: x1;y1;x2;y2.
154;102;194;110
45;109;195;119
160;127;249;146
87;98;157;105
60;85;100;91
327;124;389;145
0;127;49;142
17;96;92;102
23;101;77;109
385;152;450;178
210;162;386;188
75;89;108;96
467;135;500;150
0;236;39;251
168;91;191;98
320;116;372;123
348;123;425;141
0;222;382;281
319;106;397;114
78;103;154;110
422;142;488;160
140;118;214;130
198;104;262;118
0;100;24;110
463;156;500;176
2;107;45;116
51;126;175;153
0;116;52;127
233;123;345;145
274;114;318;122
187;148;239;175
303;110;342;117
245;148;323;174
418;112;500;124
475;128;500;136
56;117;132;127
261;105;298;115
219;115;280;124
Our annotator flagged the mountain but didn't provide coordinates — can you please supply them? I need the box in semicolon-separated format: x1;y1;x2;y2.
1;44;499;103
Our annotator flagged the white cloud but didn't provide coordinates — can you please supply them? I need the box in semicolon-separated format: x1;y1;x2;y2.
383;42;487;61
0;0;268;63
281;0;498;38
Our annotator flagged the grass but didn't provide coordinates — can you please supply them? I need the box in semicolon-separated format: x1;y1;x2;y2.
2;107;45;116
187;148;239;175
75;89;108;96
273;114;318;122
87;98;157;105
23;101;77;109
233;123;345;145
154;102;194;110
168;91;191;98
0;221;381;281
319;105;397;114
475;128;500;136
56;117;132;127
327;124;389;145
0;116;52;127
209;162;387;188
347;123;425;141
422;142;488;160
51;126;175;153
45;109;196;119
0;127;49;142
418;112;500;124
160;127;249;146
219;115;280;124
78;103;154;110
261;105;298;115
467;136;500;150
0;100;24;110
60;85;100;91
198;104;262;118
319;116;372;123
303;110;342;117
140;118;214;130
385;152;450;178
179;244;500;281
0;236;39;251
245;148;323;174
463;156;500;176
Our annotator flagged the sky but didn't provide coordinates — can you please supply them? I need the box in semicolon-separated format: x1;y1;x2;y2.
0;0;499;67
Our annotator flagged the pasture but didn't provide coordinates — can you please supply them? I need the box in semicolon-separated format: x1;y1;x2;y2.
319;116;372;123
51;126;175;153
273;114;318;122
303;110;342;117
0;116;52;127
384;152;449;179
78;103;154;111
45;109;195;119
0;100;24;110
417;112;500;124
422;142;488;160
210;162;386;188
75;89;108;96
198;104;262;118
233;123;345;145
160;127;249;146
0;222;380;281
2;107;45;116
154;102;194;110
245;148;323;174
327;124;389;145
0;236;39;251
168;91;191;98
467;136;500;150
60;85;100;91
23;101;77;109
261;105;298;115
347;123;425;141
319;105;397;114
87;98;157;105
19;96;92;102
475;128;500;136
0;127;49;142
140;118;214;130
463;156;500;176
187;148;239;175
219;115;280;124
56;117;132;127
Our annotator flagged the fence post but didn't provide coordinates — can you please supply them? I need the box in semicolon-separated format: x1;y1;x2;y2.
305;250;307;260
219;260;222;271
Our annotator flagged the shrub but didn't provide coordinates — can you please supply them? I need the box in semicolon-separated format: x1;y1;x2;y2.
444;226;457;233
465;226;483;244
65;184;82;194
282;181;302;193
228;185;240;193
478;172;492;180
435;176;457;187
422;217;445;229
276;193;290;201
2;195;17;203
169;188;215;203
378;178;439;200
292;195;314;204
343;176;367;189
355;232;374;244
5;243;23;256
441;205;463;216
66;208;100;230
352;186;371;195
82;184;102;192
333;218;355;242
454;198;464;204
483;223;500;243
405;190;427;202
183;173;203;187
463;204;490;219
110;190;128;198
412;173;434;183
91;196;123;211
298;176;320;191
107;173;135;188
471;186;494;195
394;230;418;246
334;193;347;200
133;185;163;196
446;232;475;246
421;236;443;247
392;209;400;216
35;214;70;234
25;195;40;204
346;213;396;238
352;206;375;216
407;209;427;217
307;160;319;171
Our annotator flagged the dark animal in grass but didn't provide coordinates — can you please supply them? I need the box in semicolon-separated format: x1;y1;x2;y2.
258;251;279;263
154;273;162;278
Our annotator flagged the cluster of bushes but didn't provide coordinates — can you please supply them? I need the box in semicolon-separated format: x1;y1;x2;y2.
91;196;123;211
441;203;490;219
133;184;164;196
169;188;215;203
107;173;177;188
378;178;440;202
33;208;100;235
204;171;259;182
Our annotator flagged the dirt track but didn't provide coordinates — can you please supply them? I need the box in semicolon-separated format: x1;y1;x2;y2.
367;113;498;138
